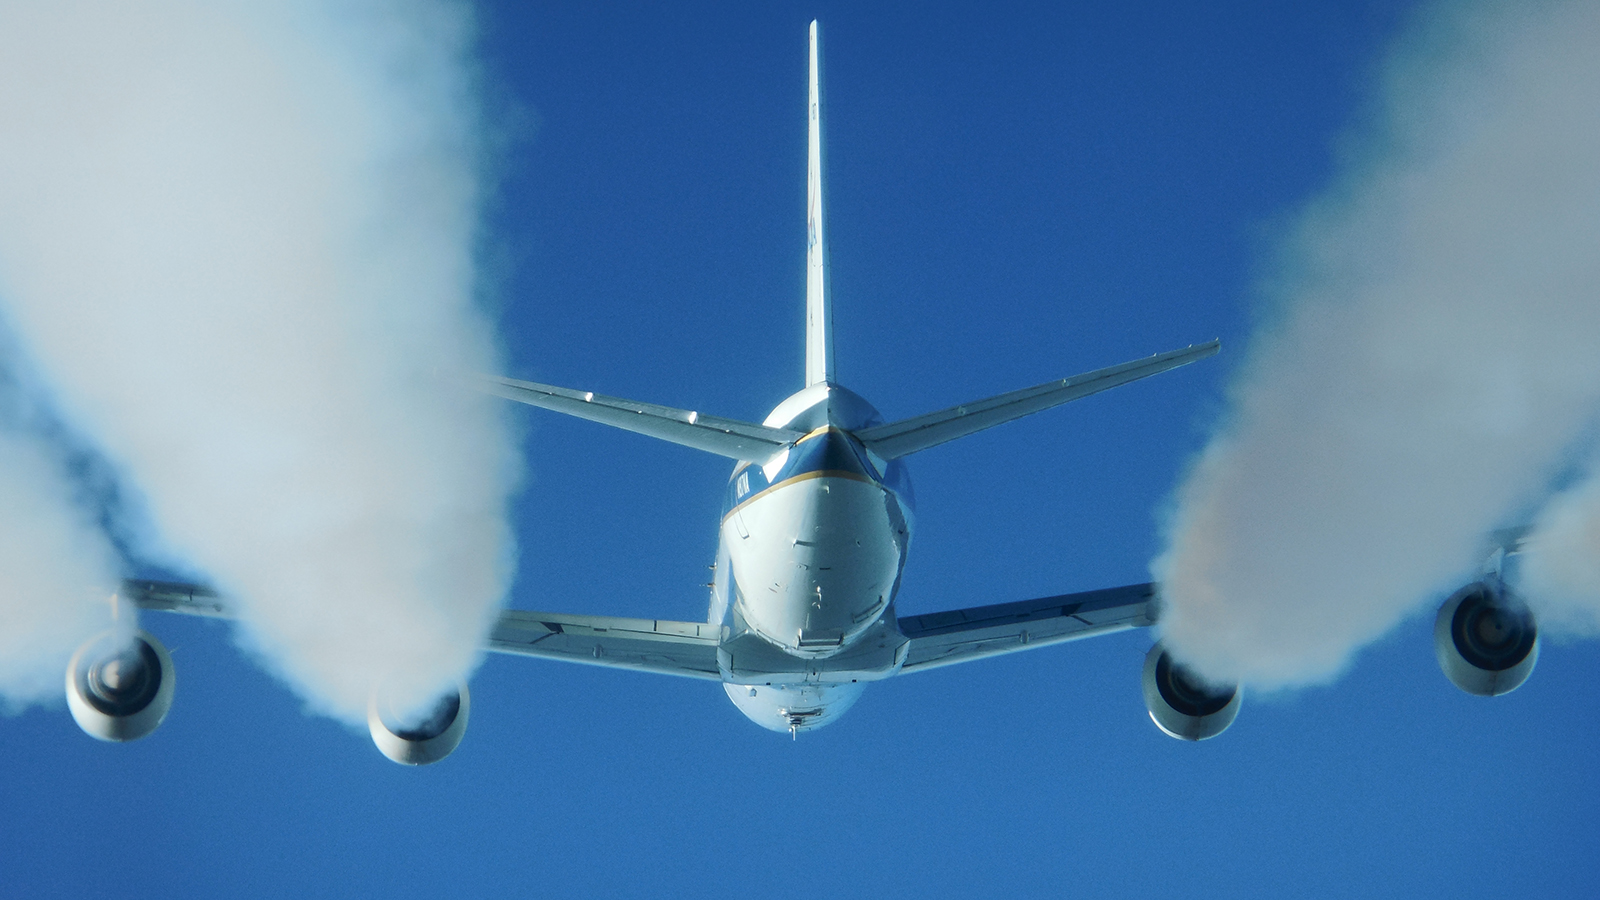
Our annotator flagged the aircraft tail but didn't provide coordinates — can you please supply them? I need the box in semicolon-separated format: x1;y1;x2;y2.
806;20;833;387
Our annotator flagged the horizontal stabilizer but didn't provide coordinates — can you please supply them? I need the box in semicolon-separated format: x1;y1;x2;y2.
898;582;1156;673
857;340;1219;459
478;375;806;461
488;610;725;680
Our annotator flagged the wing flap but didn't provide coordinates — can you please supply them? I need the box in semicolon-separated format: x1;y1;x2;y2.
897;583;1156;673
488;610;726;680
857;341;1219;460
478;375;805;462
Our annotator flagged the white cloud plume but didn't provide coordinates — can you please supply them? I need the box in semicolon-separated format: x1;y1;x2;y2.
1152;0;1600;687
0;0;519;722
0;423;120;710
1519;459;1600;637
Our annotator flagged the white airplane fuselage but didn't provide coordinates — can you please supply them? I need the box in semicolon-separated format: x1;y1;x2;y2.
710;383;916;733
469;21;1211;738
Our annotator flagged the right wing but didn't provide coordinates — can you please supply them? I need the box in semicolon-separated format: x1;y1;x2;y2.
856;341;1219;460
477;375;805;462
897;583;1156;673
488;610;725;680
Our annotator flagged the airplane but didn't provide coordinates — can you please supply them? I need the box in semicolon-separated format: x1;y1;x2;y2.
61;21;1542;762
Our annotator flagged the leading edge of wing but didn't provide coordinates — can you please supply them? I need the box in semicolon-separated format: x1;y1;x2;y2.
477;374;805;462
856;340;1220;460
896;582;1156;673
488;610;726;680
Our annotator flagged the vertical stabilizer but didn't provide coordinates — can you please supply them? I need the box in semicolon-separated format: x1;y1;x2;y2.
805;20;834;386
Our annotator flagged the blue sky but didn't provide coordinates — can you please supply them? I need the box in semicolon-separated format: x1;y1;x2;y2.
3;2;1597;898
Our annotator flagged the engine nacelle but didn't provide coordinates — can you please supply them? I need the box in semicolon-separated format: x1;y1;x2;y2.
1142;643;1241;741
66;630;176;742
367;685;470;765
1434;582;1538;696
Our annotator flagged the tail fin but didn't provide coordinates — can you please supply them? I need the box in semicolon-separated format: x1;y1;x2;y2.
805;20;833;386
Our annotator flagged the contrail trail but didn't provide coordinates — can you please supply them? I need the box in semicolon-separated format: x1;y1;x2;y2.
0;1;520;723
1152;0;1600;688
1521;459;1600;637
0;370;121;709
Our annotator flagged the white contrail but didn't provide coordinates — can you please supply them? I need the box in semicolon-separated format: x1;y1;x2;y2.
1152;0;1600;687
0;1;519;723
0;331;127;708
1520;460;1600;637
0;423;121;710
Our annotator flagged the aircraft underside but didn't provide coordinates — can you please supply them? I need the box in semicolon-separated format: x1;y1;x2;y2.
51;20;1543;763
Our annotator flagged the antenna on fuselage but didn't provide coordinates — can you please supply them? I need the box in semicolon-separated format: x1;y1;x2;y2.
805;19;834;388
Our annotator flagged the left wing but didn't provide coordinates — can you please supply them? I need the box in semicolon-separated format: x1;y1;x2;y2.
896;583;1156;673
488;611;724;680
124;579;230;617
125;579;724;681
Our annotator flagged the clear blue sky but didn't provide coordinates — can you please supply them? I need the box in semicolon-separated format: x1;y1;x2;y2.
3;3;1596;898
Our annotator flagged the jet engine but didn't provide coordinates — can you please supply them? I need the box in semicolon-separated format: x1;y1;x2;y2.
367;685;470;765
1434;581;1538;696
1141;643;1240;741
66;630;176;742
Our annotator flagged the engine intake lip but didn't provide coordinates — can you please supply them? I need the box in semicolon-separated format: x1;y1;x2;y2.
381;692;462;742
1154;651;1234;718
67;629;175;742
77;637;163;717
367;682;471;765
1142;642;1242;740
1451;586;1536;672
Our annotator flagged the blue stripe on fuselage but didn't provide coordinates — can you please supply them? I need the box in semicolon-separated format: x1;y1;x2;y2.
722;427;914;519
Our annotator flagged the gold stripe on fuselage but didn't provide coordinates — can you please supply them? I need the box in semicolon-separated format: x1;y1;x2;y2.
728;425;848;479
723;426;870;522
720;468;877;524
